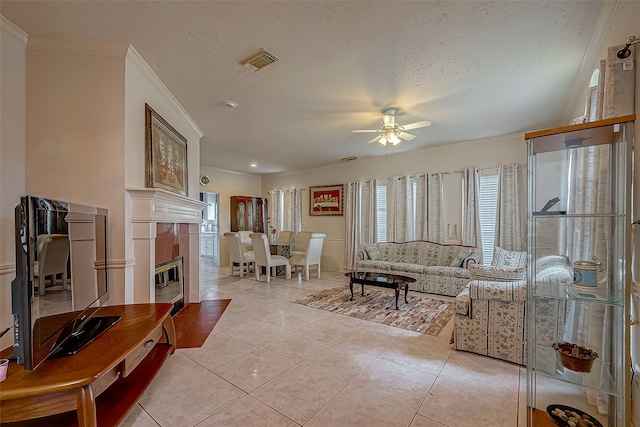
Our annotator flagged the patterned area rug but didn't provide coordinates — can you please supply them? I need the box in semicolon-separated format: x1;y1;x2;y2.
293;287;453;336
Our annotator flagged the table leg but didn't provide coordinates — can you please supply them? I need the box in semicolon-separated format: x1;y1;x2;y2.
394;284;400;310
404;283;409;304
349;279;354;301
361;284;365;296
76;384;97;427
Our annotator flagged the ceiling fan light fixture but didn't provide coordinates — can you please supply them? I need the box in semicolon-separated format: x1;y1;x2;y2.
379;136;388;145
388;133;400;145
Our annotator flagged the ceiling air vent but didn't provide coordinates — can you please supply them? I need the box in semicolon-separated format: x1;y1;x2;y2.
240;48;279;71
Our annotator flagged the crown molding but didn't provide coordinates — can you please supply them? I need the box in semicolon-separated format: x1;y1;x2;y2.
126;46;204;138
1;16;28;48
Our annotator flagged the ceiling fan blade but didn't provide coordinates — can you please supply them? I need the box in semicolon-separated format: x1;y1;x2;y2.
352;129;380;133
368;135;383;144
401;120;432;131
398;131;416;141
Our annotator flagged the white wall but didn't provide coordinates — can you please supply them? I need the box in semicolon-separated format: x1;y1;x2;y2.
199;165;262;267
0;17;27;351
124;47;202;198
24;38;130;303
262;133;526;271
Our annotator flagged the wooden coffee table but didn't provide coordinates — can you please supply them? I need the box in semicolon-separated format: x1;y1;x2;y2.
344;272;416;310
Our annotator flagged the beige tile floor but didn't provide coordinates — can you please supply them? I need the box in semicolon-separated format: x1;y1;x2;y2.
120;259;527;427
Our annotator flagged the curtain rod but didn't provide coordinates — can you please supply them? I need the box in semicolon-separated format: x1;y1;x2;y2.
453;163;525;174
268;189;306;193
391;172;449;179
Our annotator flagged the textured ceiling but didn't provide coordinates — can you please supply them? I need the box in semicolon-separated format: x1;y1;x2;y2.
1;1;604;175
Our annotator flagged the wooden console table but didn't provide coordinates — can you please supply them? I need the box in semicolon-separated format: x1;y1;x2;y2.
0;303;176;427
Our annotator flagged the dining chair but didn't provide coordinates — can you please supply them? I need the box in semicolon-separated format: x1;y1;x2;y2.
290;231;312;257
250;233;291;282
237;230;254;252
289;233;325;281
223;232;255;277
276;231;294;245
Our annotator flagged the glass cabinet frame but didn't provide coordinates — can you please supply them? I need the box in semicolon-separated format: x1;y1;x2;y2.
525;115;635;427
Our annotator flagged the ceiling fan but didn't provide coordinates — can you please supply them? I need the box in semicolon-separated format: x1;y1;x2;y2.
353;108;431;145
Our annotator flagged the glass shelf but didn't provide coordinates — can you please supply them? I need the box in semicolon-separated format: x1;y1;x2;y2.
532;282;623;306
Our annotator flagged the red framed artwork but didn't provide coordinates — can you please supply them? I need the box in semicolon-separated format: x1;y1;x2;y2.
309;184;344;216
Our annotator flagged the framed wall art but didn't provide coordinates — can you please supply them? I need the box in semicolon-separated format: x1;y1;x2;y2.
145;103;188;196
309;184;344;216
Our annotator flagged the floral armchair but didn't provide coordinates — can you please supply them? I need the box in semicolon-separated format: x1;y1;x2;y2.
453;247;528;365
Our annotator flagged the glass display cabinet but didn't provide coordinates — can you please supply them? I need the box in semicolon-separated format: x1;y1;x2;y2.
525;115;635;426
230;195;268;233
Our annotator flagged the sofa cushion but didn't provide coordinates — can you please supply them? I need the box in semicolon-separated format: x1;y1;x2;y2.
390;262;429;274
364;245;382;260
450;248;473;267
418;242;441;266
358;259;393;271
380;244;398;262
534;255;572;283
491;246;527;268
421;265;471;279
469;265;526;282
438;245;462;266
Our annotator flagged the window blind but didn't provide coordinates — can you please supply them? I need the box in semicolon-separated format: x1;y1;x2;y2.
376;185;387;242
478;174;499;264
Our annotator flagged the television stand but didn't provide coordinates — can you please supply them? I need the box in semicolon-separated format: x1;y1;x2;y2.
0;303;175;427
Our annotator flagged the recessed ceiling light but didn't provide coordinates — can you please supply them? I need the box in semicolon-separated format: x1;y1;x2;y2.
250;163;257;167
222;100;238;109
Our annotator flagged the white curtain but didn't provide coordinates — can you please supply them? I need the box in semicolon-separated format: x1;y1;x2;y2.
344;180;377;270
494;164;525;251
268;191;281;234
268;189;303;234
388;176;412;243
388;174;443;243
415;174;443;242
462;168;482;256
283;189;303;233
562;145;612;414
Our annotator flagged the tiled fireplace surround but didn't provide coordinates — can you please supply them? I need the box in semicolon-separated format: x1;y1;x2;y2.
127;189;206;306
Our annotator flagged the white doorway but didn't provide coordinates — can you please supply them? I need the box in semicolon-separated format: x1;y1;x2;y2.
200;192;220;266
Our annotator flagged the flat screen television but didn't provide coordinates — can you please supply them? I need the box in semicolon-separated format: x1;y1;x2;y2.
11;195;121;370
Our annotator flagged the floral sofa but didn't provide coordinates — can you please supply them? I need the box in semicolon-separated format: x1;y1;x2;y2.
356;241;480;297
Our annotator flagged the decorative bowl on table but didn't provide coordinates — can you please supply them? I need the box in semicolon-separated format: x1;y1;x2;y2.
552;341;598;373
546;404;603;427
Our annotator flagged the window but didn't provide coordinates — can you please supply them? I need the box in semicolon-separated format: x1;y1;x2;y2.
585;68;600;122
478;173;499;264
376;184;387;242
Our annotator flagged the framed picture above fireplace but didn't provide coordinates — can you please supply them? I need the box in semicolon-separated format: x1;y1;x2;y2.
145;103;188;196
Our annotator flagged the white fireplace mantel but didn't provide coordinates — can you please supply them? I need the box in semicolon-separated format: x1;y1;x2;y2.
126;188;206;306
127;188;206;224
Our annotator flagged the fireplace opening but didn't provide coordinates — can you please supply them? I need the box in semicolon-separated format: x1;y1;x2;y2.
155;257;184;316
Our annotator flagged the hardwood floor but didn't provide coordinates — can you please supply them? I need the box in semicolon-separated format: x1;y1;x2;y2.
174;299;230;349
